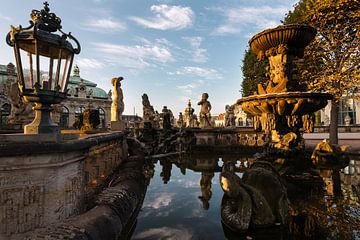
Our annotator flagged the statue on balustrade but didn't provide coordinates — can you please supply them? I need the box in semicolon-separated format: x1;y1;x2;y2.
198;93;212;128
111;77;125;130
177;112;184;128
142;94;157;127
184;100;198;128
161;106;172;131
225;105;235;127
111;77;124;122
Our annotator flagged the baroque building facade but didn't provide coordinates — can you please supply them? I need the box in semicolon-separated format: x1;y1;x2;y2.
0;63;112;130
317;97;360;126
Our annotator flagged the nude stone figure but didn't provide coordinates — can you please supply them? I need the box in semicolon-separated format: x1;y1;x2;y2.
198;93;212;128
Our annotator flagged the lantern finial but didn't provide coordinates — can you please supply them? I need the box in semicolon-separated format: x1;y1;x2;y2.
30;1;62;32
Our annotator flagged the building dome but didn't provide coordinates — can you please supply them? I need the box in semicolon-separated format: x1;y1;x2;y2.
67;66;108;99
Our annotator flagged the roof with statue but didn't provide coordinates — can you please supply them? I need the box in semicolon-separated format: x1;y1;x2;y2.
66;65;109;99
0;63;109;100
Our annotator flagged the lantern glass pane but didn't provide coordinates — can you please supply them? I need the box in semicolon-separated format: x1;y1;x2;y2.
55;58;66;92
51;58;59;89
19;48;33;89
39;55;51;90
60;57;72;92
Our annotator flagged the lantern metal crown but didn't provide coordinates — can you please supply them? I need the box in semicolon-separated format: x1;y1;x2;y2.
6;2;81;135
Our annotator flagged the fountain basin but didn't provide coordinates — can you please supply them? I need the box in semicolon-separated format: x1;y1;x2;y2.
249;24;317;58
237;92;332;117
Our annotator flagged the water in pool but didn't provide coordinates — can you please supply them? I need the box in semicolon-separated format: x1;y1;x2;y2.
131;154;360;240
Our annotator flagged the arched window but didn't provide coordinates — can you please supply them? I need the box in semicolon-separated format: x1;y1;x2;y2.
75;106;85;117
60;106;69;128
98;107;105;129
338;98;356;125
73;106;85;129
1;103;11;126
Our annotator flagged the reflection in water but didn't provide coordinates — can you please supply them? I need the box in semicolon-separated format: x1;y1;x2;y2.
132;154;360;240
160;159;172;184
198;172;214;210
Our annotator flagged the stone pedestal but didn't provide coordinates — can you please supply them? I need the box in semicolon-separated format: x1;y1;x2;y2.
111;120;125;131
24;103;60;135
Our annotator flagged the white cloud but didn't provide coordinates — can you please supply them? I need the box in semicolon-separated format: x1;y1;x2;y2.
183;37;208;63
144;193;174;209
133;227;194;240
84;18;126;32
129;4;194;30
177;80;204;95
0;14;12;22
174;67;222;80
76;58;105;69
210;6;289;35
92;40;174;69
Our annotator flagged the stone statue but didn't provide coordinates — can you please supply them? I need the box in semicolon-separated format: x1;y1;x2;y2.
198;93;212;128
78;79;87;98
69;86;75;97
184;100;194;127
107;90;112;100
177;112;184;128
73;109;100;131
81;109;100;131
168;109;174;126
191;114;199;127
88;88;93;98
8;82;33;124
311;139;349;169
142;94;156;124
220;161;289;232
153;111;160;129
161;106;172;130
225;105;235;127
302;114;314;133
111;77;124;122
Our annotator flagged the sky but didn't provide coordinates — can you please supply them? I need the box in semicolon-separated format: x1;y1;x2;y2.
0;0;298;116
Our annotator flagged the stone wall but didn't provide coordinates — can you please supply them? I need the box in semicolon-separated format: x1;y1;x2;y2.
0;132;127;240
188;128;267;147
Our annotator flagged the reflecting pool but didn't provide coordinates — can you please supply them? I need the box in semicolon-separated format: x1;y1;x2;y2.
131;154;360;240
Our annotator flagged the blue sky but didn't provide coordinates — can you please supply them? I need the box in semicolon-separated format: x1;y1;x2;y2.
0;0;298;116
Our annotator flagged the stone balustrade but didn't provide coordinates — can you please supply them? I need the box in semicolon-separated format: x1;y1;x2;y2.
187;128;268;147
0;132;128;240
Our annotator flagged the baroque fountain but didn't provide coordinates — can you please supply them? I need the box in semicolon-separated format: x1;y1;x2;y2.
237;24;332;151
217;24;352;235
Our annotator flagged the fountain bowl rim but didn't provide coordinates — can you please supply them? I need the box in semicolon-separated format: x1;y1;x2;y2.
249;24;317;51
236;92;332;104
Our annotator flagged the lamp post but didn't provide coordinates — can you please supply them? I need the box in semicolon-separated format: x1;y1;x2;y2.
6;2;80;134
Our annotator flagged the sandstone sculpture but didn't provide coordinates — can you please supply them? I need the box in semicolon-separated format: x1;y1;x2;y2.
177;112;185;128
184;100;198;128
311;139;349;169
225;105;235;127
111;77;124;122
110;77;125;131
198;93;212;128
220;161;288;232
142;94;156;126
161;106;172;130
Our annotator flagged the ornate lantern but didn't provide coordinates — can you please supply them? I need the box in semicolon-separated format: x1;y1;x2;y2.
6;2;80;134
